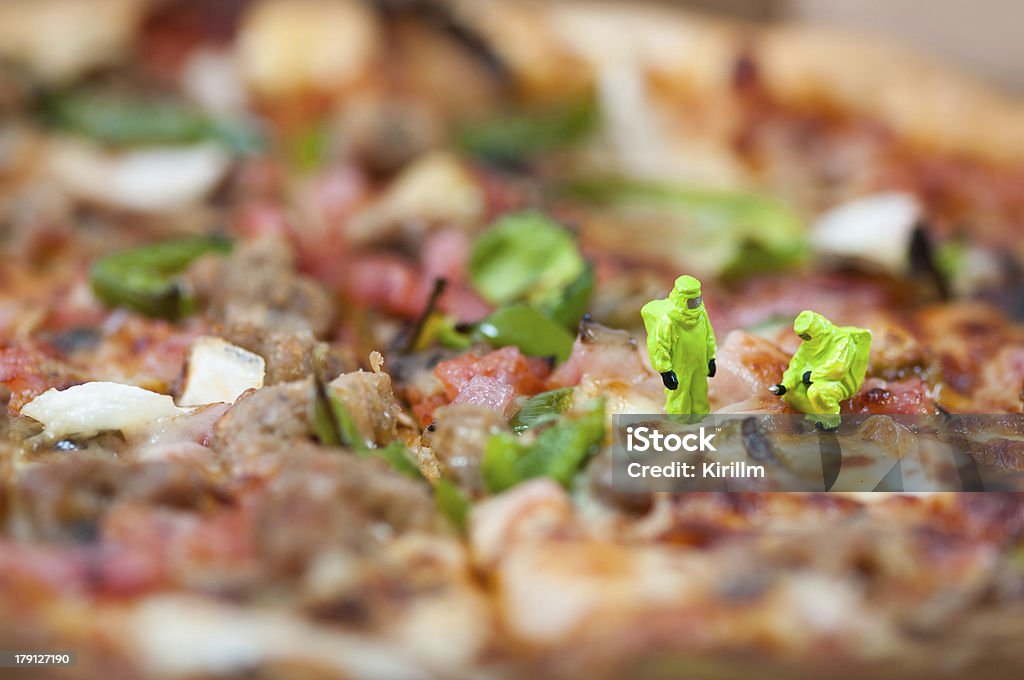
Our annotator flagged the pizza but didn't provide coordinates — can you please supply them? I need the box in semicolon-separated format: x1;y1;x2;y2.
1;1;1023;678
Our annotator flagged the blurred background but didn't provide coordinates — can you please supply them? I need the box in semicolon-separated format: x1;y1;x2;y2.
678;0;1024;92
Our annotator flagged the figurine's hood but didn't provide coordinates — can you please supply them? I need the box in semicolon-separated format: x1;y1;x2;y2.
793;310;835;341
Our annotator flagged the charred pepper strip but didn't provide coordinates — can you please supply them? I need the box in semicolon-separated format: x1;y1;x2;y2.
562;178;809;279
473;304;575;362
435;478;471;531
510;387;575;433
457;98;597;166
90;236;232;320
40;88;264;152
469;211;586;307
482;400;605;493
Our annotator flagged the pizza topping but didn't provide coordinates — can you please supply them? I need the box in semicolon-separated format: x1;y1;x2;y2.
847;377;937;415
48;139;233;214
101;503;253;585
236;0;380;98
972;346;1024;413
20;382;187;440
15;458;225;544
187;235;334;336
435;346;550;402
565;178;809;279
457;98;599;166
701;332;791;416
811;192;922;273
136;402;231;463
510;387;575;433
455;211;592;359
310;373;423;481
91;236;233;320
917;303;1021;401
347;152;485;246
434;478;472;530
428;404;510;497
43;85;210;143
472;304;576;361
422;230;472;285
546;263;596;329
0;0;141;84
469;479;575;569
368;351;384;373
481;399;605;493
403;278;451;353
213;379;314;462
83;312;200;385
469;211;587;308
547;319;648;388
342;254;432;321
450;375;517;419
249;450;436;576
215;324;353;385
39;87;257;151
327;370;402;449
339;95;445;175
178;336;265;406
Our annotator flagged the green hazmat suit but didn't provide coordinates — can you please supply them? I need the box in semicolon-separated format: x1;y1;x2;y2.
641;275;717;416
778;311;872;429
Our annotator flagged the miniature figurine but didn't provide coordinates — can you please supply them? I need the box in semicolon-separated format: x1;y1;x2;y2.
641;275;717;416
769;310;871;429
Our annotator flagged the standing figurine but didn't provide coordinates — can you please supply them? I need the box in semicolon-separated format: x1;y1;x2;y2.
769;310;871;429
641;275;717;416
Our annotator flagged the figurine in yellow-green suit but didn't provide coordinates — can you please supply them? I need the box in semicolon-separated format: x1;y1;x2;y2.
769;310;872;429
641;275;717;416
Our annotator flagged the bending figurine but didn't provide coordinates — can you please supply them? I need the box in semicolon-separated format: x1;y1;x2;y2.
769;310;871;429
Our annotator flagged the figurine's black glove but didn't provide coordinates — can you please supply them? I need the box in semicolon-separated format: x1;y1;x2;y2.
661;371;679;390
769;384;787;396
802;371;813;385
708;358;716;378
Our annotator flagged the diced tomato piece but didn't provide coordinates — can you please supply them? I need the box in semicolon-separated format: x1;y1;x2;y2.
438;284;491;324
452;375;516;418
435;346;550;401
291;166;369;285
422;229;470;284
344;255;431;320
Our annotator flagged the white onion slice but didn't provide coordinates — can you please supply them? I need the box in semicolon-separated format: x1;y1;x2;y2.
20;382;187;439
811;192;921;272
179;336;265;406
48;140;231;213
